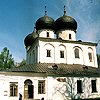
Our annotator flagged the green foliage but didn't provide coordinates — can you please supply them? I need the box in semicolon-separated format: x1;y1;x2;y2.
97;54;100;67
19;59;26;67
0;47;15;69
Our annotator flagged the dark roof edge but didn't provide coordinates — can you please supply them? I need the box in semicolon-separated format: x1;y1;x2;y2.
0;71;47;77
0;71;100;77
47;73;100;77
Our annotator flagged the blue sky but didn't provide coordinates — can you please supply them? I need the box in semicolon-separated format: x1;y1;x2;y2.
0;0;100;62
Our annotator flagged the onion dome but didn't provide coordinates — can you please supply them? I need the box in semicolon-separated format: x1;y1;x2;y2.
24;32;37;47
36;15;55;30
35;6;55;30
54;6;77;32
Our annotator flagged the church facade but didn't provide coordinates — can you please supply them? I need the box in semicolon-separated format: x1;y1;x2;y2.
0;7;100;100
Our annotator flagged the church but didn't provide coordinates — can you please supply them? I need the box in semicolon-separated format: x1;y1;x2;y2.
0;6;100;100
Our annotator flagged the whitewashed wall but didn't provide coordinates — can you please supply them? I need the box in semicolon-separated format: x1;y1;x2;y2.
47;76;100;100
0;73;47;100
26;28;98;67
38;29;55;39
57;29;76;41
26;42;39;64
38;40;98;67
0;73;100;100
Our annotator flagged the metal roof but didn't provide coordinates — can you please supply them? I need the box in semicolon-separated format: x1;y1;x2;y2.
4;63;100;77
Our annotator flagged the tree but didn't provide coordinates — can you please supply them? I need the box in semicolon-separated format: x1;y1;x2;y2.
0;47;15;69
52;77;93;100
19;59;26;67
53;77;78;100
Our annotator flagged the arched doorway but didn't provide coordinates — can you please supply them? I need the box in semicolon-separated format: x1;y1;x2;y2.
24;79;34;99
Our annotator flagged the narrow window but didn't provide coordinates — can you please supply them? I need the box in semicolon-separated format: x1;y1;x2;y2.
47;32;49;37
33;50;35;54
74;48;79;58
69;34;71;39
60;50;64;58
33;50;35;63
88;52;92;62
91;80;97;93
10;82;18;96
77;80;82;93
47;50;51;57
38;80;45;94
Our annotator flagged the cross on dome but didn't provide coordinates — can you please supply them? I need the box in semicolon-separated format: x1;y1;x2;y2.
64;5;66;15
45;6;47;15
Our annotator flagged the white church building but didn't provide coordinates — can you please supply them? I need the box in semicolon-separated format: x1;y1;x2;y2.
0;6;100;100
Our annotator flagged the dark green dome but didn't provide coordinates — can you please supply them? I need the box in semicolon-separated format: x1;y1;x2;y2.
55;14;77;32
24;32;36;47
36;15;55;30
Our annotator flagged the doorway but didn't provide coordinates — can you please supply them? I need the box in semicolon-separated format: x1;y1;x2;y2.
28;85;33;98
24;79;34;99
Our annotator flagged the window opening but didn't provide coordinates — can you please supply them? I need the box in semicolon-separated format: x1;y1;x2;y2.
28;85;33;98
47;50;51;57
69;34;71;39
47;32;49;37
91;80;97;93
60;50;64;58
77;80;82;93
38;80;45;94
10;82;18;96
74;48;79;58
88;52;92;62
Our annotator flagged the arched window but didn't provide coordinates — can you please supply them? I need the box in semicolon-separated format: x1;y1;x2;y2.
47;49;51;57
88;47;93;62
47;32;49;37
60;50;64;58
74;48;79;58
44;43;54;58
88;52;92;62
59;44;66;59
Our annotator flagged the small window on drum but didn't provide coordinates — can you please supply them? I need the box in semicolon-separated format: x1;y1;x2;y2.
47;32;49;37
69;34;71;39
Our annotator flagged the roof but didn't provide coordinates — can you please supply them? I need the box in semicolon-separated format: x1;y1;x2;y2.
4;63;100;77
35;15;55;30
24;33;36;47
55;15;77;32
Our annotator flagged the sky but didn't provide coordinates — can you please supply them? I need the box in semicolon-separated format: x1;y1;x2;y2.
0;0;100;63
